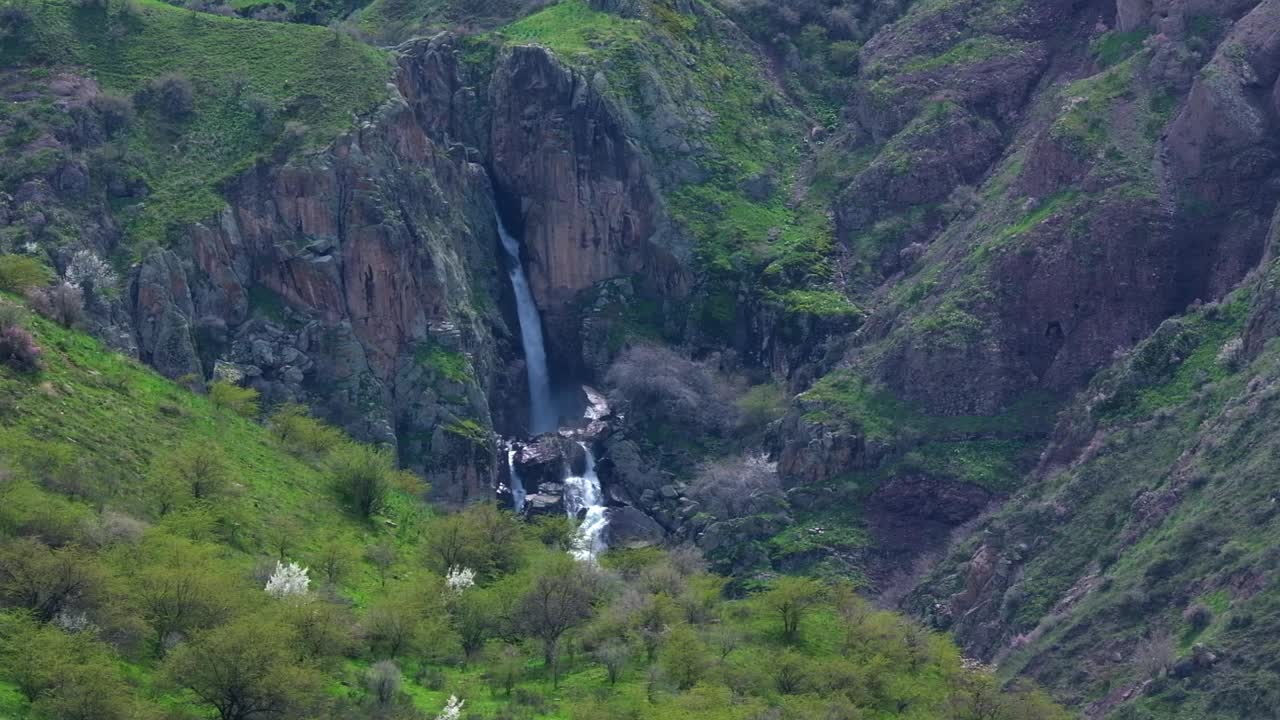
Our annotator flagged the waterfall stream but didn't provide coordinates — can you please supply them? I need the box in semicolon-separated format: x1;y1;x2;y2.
508;446;526;514
563;444;607;561
496;212;607;559
497;214;556;435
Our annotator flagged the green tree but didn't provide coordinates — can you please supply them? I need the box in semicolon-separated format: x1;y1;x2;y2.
660;625;709;690
0;539;104;623
149;440;232;504
763;576;824;643
517;556;598;685
165;616;327;720
208;380;260;418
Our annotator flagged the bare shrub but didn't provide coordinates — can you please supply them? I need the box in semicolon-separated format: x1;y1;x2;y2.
605;345;739;434
92;93;135;136
688;454;783;521
27;282;85;328
1183;603;1213;632
135;74;195;119
366;660;402;708
1133;629;1176;678
0;306;42;373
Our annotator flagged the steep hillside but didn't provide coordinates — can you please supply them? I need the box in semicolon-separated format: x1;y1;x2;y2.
5;0;1280;717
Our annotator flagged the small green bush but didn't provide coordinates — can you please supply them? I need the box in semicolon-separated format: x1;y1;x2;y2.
209;380;259;418
328;443;396;518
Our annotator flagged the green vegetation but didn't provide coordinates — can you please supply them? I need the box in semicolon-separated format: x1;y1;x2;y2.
904;36;1029;73
415;340;474;384
800;373;1060;490
2;0;390;249
0;291;1069;718
0;256;53;295
1090;29;1151;68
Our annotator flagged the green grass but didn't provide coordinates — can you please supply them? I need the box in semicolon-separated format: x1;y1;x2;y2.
415;341;474;384
3;0;390;250
1089;29;1151;68
904;35;1029;73
499;0;646;56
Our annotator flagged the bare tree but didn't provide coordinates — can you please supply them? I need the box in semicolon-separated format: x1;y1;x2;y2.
605;345;739;434
688;453;784;521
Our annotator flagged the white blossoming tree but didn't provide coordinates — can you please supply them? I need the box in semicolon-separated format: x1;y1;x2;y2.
265;560;310;599
445;566;476;593
436;695;464;720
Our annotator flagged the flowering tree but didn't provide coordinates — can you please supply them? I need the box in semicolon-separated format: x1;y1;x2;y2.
435;695;464;720
445;566;476;593
265;561;310;599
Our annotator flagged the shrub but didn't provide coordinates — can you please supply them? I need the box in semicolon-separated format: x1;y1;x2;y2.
0;318;42;373
1183;603;1213;631
0;255;53;294
270;403;345;457
688;454;784;521
209;380;259;418
27;282;84;329
605;345;738;435
736;382;787;429
92;93;134;136
136;74;195;119
329;443;397;518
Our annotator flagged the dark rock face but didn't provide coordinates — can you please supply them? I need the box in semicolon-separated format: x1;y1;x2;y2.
488;45;690;374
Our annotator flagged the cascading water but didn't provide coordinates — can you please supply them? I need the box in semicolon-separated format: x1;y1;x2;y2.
497;214;556;435
562;443;608;561
507;446;526;513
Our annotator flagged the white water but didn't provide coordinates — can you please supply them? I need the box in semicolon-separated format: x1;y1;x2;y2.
563;443;608;561
507;446;526;513
497;214;556;435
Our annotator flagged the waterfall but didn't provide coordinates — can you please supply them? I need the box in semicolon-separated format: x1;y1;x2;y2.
508;446;526;513
497;214;556;435
563;443;608;561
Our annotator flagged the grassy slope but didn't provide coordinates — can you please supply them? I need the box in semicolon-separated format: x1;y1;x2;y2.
2;0;390;249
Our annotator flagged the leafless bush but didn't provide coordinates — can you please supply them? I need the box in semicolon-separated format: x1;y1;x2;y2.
135;74;195;119
0;306;42;373
688;454;784;521
27;282;84;328
1133;629;1176;678
1183;603;1213;631
366;660;402;708
605;345;739;434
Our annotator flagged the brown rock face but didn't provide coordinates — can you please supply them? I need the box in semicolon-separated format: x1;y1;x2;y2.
488;46;689;371
125;47;510;502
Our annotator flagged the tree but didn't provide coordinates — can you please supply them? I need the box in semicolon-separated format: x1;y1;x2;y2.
517;557;598;685
0;539;104;623
533;514;577;550
263;519;300;562
366;543;397;587
688;454;784;521
149;441;231;503
763;576;824;643
660;625;709;690
165;616;326;720
134;548;239;656
594;640;628;685
424;513;476;574
314;540;356;586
